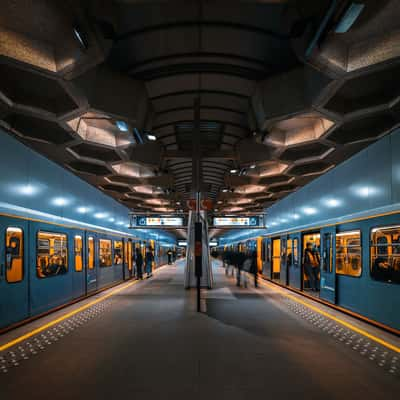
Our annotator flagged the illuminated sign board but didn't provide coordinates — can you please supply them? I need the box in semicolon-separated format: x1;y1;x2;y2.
178;240;218;247
137;216;183;226
213;216;259;227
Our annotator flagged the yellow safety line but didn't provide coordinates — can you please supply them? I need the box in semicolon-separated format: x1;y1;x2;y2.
257;279;400;353
0;279;140;353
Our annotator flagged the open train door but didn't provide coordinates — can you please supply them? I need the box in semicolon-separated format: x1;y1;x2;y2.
288;233;301;289
320;226;336;304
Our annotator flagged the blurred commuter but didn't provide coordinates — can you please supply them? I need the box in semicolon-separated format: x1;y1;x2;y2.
145;247;154;278
223;250;231;275
172;249;177;262
167;248;173;264
249;250;258;288
135;248;143;280
235;251;246;287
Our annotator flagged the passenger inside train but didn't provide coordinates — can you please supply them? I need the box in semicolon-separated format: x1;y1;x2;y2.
302;234;321;293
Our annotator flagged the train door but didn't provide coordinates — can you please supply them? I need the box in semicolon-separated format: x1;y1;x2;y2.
262;238;272;278
271;237;281;280
72;230;86;298
320;226;336;303
288;233;301;289
302;231;321;295
0;216;29;328
280;236;288;284
124;239;133;280
86;232;97;293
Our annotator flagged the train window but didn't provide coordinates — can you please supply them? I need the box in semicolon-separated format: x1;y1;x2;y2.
36;231;68;278
293;238;299;266
370;226;400;284
99;239;112;267
266;241;271;263
336;231;361;277
127;241;133;271
88;236;94;269
272;238;281;279
5;227;23;283
74;235;83;272
113;241;123;265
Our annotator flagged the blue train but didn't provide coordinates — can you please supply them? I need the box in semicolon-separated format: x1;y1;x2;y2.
260;210;400;333
0;131;175;331
0;214;171;331
219;129;400;333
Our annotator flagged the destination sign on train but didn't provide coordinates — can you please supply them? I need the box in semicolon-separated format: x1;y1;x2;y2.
137;216;183;226
213;216;259;226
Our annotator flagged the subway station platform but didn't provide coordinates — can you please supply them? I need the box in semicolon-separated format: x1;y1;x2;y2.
0;260;399;400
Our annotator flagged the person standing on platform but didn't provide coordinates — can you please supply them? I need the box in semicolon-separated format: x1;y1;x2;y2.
249;250;258;288
135;247;143;280
167;248;172;264
146;247;154;278
172;248;177;262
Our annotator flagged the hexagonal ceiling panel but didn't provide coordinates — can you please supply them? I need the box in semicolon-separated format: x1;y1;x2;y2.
265;113;335;147
0;63;78;116
279;143;333;162
4;113;74;144
69;143;121;162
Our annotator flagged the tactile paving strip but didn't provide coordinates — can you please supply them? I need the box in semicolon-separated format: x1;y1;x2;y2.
0;299;113;374
283;298;400;378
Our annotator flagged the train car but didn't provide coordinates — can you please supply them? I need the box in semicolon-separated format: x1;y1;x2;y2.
261;212;400;332
0;213;172;331
0;132;176;332
220;224;398;332
219;130;400;333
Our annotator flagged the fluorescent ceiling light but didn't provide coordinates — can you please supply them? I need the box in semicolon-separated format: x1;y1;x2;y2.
326;198;341;207
147;134;157;141
230;169;238;174
249;164;256;169
52;197;68;206
94;212;108;219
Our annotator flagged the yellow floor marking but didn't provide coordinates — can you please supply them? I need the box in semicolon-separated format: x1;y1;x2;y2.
0;279;140;353
258;279;400;354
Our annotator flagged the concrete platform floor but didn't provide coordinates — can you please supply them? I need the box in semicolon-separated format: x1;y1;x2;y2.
0;260;399;400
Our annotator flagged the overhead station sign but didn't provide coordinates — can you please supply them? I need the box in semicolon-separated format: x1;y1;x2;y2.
137;216;183;226
213;216;260;227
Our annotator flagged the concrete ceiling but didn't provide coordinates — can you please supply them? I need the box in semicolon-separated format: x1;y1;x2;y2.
1;0;400;217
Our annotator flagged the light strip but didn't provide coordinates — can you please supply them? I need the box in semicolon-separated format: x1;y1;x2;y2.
257;279;400;353
371;225;400;233
0;202;138;239
336;230;360;237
